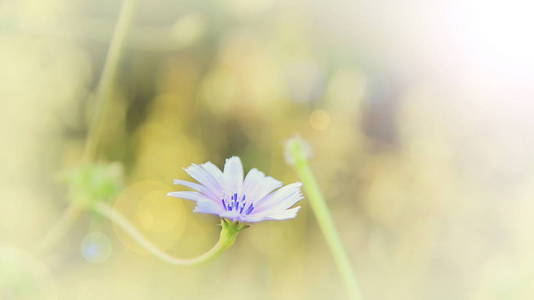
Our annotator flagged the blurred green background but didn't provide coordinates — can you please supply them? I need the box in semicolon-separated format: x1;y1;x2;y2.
2;0;534;299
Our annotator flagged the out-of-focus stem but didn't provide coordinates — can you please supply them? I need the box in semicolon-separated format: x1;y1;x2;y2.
83;0;138;162
93;202;241;265
35;203;85;255
36;0;138;256
287;139;363;300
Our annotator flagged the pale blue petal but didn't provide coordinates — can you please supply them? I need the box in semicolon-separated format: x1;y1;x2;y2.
193;200;223;215
262;206;301;220
243;169;282;204
172;179;204;192
173;179;222;202
242;207;301;222
184;163;223;199
255;182;303;211
252;177;283;203
167;191;212;203
243;168;264;192
270;193;303;211
223;156;243;193
201;162;223;183
168;191;224;214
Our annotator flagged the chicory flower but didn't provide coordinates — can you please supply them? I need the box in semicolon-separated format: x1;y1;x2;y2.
168;156;302;222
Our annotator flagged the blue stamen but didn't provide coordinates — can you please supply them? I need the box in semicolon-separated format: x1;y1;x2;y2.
245;204;254;215
224;193;250;215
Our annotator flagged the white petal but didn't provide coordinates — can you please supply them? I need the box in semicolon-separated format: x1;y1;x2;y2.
167;191;212;203
243;168;264;192
255;182;303;211
243;169;282;204
193;200;223;215
223;156;243;194
173;179;204;192
173;179;223;202
263;206;301;220
168;191;224;214
201;162;224;183
242;207;301;222
184;163;223;199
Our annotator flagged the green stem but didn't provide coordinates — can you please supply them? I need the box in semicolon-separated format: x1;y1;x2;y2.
93;202;242;265
287;139;363;300
35;203;85;255
83;0;138;162
36;0;137;256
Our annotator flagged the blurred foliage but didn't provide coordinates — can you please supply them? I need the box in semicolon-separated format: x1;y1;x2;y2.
63;163;123;206
0;247;56;300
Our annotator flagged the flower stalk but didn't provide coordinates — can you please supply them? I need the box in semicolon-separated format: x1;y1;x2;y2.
36;0;137;256
83;0;138;162
93;202;244;265
286;138;363;300
35;203;85;255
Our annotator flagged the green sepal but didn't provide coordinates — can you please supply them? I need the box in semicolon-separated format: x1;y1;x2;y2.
218;219;248;250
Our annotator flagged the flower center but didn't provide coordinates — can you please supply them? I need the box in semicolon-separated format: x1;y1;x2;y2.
222;193;254;215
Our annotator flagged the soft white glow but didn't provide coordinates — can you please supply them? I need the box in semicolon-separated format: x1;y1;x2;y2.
445;0;534;82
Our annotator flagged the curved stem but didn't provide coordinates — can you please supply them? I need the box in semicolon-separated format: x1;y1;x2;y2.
287;138;363;300
92;202;241;265
35;203;85;255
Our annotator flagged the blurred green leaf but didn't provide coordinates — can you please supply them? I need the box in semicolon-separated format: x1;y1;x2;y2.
63;163;123;207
